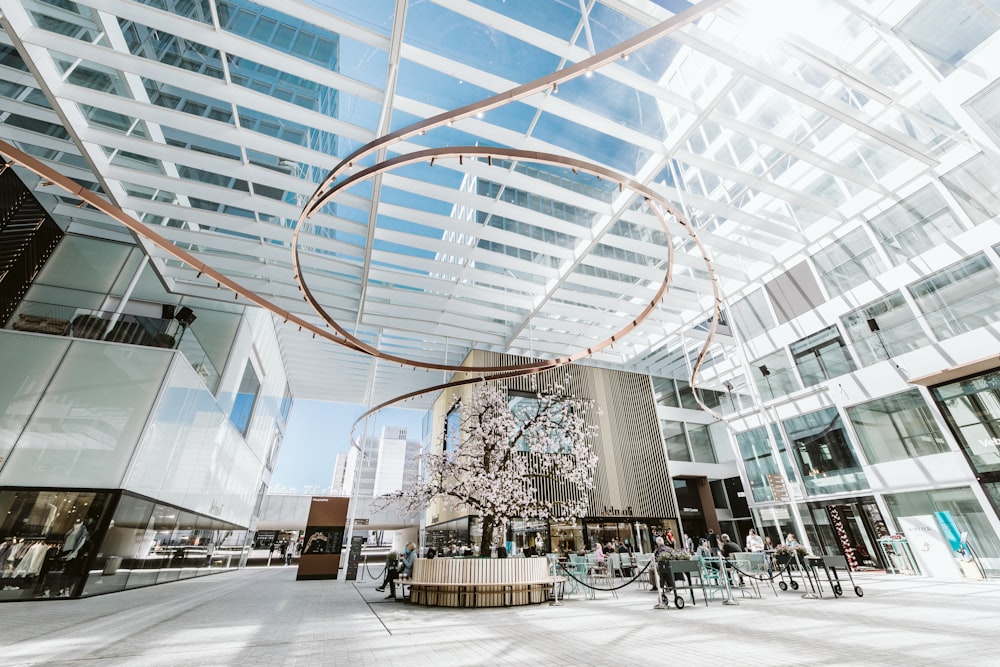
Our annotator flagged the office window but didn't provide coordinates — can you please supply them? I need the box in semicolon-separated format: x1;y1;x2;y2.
661;420;691;462
812;228;885;295
729;289;774;340
782;408;868;496
230;362;260;436
869;185;963;265
896;0;1000;75
752;350;800;402
847;390;949;464
790;325;857;387
688;423;718;464
841;291;930;366
652;377;679;408
735;427;779;503
908;253;1000;340
941;153;1000;224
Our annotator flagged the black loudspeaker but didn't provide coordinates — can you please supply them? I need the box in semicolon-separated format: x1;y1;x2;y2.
758;365;771;377
867;318;880;332
161;304;176;320
175;306;197;327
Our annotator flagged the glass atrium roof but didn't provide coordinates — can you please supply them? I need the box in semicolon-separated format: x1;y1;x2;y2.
1;0;997;408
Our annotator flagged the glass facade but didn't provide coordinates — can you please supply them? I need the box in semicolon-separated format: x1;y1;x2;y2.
884;487;1000;578
0;489;115;600
931;370;1000;475
847;390;949;464
908;254;1000;341
790;325;857;387
782;408;868;496
841;291;930;366
811;228;885;294
869;185;964;265
735;427;781;503
752;350;800;402
0;340;171;488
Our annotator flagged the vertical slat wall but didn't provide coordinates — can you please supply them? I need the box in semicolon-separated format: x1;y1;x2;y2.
460;351;676;521
0;168;64;326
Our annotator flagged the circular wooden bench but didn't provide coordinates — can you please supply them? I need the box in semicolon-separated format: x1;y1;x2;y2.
405;558;563;607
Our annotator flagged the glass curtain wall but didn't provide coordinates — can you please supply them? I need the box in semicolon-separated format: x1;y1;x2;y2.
782;408;868;496
868;185;964;265
841;291;931;365
83;492;247;597
884;487;1000;578
908;254;1000;340
790;325;857;387
735;427;780;503
846;390;950;464
0;489;114;601
752;350;800;401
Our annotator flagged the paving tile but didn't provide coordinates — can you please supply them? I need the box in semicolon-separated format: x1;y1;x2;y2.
0;567;998;666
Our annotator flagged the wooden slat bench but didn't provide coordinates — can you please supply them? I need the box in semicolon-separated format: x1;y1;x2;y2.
400;558;563;607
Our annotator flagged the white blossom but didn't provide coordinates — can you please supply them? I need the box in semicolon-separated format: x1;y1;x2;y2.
380;377;599;550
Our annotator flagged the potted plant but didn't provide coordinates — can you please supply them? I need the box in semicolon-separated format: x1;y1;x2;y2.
656;548;699;581
772;544;808;566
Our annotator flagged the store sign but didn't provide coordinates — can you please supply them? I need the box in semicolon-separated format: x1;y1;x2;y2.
898;515;961;579
762;506;790;521
766;474;790;502
355;518;370;526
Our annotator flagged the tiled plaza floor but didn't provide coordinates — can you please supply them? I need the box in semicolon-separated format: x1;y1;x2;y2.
0;564;997;666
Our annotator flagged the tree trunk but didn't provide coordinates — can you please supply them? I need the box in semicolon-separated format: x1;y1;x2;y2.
479;515;495;556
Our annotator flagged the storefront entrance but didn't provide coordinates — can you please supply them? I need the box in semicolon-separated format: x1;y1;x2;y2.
801;497;888;569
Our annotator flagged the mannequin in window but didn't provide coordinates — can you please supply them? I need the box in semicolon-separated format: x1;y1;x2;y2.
62;520;89;560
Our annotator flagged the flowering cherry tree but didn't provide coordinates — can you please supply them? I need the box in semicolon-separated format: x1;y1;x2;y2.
389;378;599;553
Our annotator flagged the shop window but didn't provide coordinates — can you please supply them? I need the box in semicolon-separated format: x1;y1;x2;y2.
230;361;261;436
0;489;113;600
884;486;1000;578
931;369;1000;475
790;325;857;387
847;390;949;464
908;253;1000;341
782;408;868;496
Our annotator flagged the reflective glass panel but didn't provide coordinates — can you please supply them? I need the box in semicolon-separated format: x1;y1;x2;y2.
790;325;857;387
735;427;779;503
752;350;800;402
661;420;690;462
908;254;1000;340
841;291;930;366
811;228;885;294
869;185;963;265
0;333;70;467
932;369;1000;474
1;342;171;488
782;408;868;496
847;390;949;464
